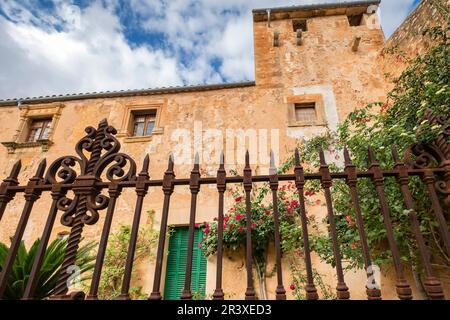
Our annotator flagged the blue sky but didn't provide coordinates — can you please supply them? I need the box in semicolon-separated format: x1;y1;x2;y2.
0;0;421;100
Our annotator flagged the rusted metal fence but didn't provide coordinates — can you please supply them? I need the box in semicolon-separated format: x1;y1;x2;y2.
0;109;448;300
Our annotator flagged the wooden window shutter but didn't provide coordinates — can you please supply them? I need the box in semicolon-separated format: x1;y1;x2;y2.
164;227;207;300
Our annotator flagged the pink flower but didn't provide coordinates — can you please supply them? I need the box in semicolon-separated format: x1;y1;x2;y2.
251;223;257;229
315;199;321;205
195;223;199;228
235;196;242;202
202;237;206;241
290;284;295;290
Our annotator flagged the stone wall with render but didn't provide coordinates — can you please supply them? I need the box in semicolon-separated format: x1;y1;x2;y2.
0;1;448;299
382;0;449;80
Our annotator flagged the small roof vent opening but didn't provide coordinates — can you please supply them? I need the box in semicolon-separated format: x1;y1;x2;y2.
292;19;308;32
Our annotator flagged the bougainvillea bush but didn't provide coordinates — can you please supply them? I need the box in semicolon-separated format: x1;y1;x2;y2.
200;166;337;300
200;181;302;300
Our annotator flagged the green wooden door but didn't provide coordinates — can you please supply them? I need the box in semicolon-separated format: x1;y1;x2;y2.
163;227;207;300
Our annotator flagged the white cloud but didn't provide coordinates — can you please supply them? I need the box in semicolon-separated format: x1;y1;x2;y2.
0;0;418;100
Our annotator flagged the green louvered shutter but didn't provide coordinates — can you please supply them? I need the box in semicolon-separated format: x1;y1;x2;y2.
163;227;207;300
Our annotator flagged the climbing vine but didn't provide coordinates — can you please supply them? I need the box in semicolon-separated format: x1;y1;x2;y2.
93;210;159;300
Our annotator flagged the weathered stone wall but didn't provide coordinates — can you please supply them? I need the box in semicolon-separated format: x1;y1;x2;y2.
382;0;449;79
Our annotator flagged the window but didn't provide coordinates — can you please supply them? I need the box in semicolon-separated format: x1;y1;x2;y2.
132;112;156;137
292;19;307;32
1;103;63;154
27;119;52;142
347;14;363;27
164;227;207;300
295;103;317;123
117;104;164;142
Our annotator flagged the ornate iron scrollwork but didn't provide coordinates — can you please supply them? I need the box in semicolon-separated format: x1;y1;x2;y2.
404;108;450;207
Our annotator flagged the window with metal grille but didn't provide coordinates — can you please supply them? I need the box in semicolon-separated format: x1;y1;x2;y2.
27;119;52;142
132;112;156;137
294;103;317;123
163;227;207;300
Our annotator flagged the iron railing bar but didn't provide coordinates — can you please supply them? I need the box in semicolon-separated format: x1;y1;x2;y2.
181;155;201;300
319;150;349;300
117;156;150;300
3;168;446;192
367;147;412;300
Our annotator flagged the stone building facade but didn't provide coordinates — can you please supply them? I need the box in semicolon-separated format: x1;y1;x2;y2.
0;0;448;299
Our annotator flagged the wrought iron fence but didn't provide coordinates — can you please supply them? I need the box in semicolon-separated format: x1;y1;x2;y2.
0;109;448;300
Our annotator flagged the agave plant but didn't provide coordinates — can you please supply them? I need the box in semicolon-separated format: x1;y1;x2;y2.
0;237;96;300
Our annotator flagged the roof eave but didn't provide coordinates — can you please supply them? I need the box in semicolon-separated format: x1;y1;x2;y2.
0;81;256;107
252;0;381;21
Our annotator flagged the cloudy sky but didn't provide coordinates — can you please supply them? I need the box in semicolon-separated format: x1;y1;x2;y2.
0;0;421;100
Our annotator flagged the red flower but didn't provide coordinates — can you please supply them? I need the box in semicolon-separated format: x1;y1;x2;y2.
213;217;218;221
236;214;242;220
345;215;354;226
238;227;244;233
195;223;199;228
251;223;257;229
291;200;298;207
265;210;271;215
305;191;310;196
310;191;316;196
290;284;295;290
235;196;242;202
202;237;206;241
